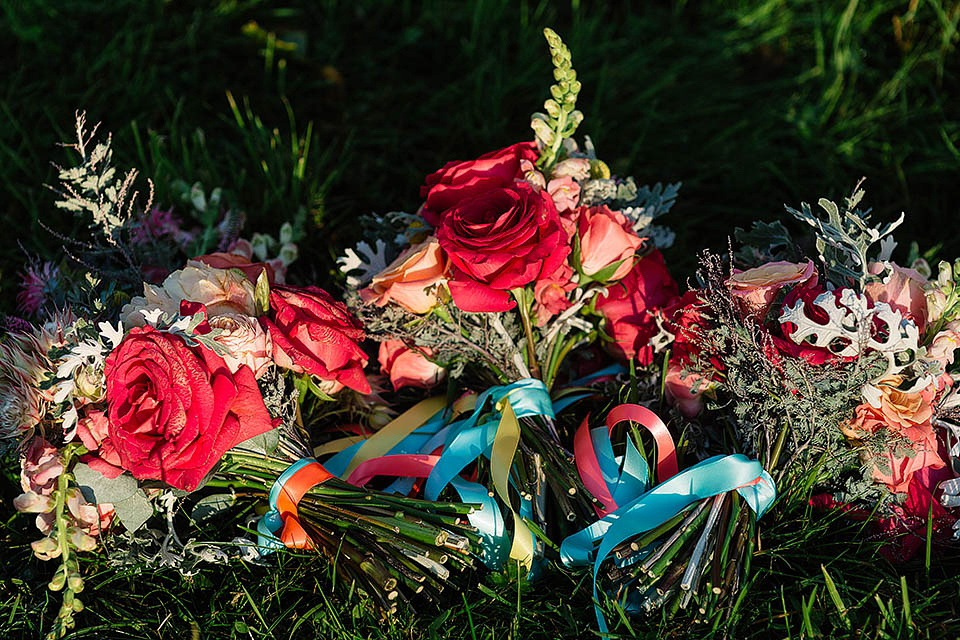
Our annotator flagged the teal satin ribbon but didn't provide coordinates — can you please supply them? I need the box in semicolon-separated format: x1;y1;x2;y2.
560;453;776;632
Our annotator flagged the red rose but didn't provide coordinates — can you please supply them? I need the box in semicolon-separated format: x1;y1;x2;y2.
420;142;539;226
437;182;569;312
595;250;678;364
260;285;371;394
103;327;274;491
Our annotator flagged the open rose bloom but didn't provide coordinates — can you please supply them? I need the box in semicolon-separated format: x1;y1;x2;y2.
348;137;680;384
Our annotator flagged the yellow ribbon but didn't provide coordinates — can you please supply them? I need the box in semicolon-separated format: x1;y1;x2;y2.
342;394;477;479
313;435;366;457
490;398;534;571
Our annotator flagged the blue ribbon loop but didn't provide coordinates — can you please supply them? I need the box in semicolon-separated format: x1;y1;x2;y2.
560;453;776;632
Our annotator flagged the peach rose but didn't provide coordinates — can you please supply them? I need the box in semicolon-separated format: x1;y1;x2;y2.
844;375;944;493
865;262;929;328
378;340;445;390
575;205;645;282
209;313;274;378
361;238;448;314
122;261;256;328
727;260;816;317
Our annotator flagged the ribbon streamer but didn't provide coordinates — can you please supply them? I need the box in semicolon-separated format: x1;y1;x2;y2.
574;404;678;517
561;452;776;632
317;378;555;576
257;458;333;551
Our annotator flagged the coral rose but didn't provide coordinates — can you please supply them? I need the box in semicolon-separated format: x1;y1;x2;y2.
727;260;817;317
576;205;645;282
845;375;944;493
361;237;448;314
378;340;446;390
260;286;370;394
420;141;539;226
437;182;569;312
102;327;275;491
533;262;576;326
595;250;679;364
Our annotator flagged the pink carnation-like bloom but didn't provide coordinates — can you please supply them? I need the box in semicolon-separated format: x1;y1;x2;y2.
17;261;59;316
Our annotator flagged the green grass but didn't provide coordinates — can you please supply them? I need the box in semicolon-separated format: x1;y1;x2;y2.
2;0;960;637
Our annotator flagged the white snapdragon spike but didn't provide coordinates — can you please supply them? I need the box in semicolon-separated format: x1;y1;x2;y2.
336;238;389;288
779;289;926;407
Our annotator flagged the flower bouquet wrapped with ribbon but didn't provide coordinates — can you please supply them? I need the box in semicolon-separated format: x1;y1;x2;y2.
4;116;479;638
566;184;960;631
334;29;682;573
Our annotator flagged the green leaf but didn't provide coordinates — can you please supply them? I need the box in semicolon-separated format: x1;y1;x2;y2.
191;493;236;524
235;427;280;456
254;268;271;315
74;463;154;531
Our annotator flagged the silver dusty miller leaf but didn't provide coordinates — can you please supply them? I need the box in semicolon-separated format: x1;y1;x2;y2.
779;288;928;406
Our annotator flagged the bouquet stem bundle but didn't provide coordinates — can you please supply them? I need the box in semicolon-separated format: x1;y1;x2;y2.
208;420;480;613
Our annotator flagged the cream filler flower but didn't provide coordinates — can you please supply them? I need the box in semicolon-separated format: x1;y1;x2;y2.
121;261;256;328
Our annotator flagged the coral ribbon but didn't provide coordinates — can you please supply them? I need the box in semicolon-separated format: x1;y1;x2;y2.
258;458;333;550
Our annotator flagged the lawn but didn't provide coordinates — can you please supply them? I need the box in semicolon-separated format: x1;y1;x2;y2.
2;1;959;637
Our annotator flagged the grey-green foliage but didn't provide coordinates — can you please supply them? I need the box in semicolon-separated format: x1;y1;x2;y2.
531;28;584;173
74;463;154;532
734;220;799;266
692;252;886;494
347;290;525;383
785;187;903;289
54;112;152;245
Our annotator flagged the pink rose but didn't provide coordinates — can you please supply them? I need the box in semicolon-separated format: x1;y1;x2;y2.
727;260;817;317
420;142;540;226
361;238;449;314
547;176;580;213
77;409;124;479
378;340;446;390
533;263;576;326
664;362;710;417
575;205;645;282
209;313;274;379
865;262;929;329
595;250;679;364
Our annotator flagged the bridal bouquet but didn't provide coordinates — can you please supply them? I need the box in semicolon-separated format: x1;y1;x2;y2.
566;183;960;630
329;29;683;576
5;116;478;639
